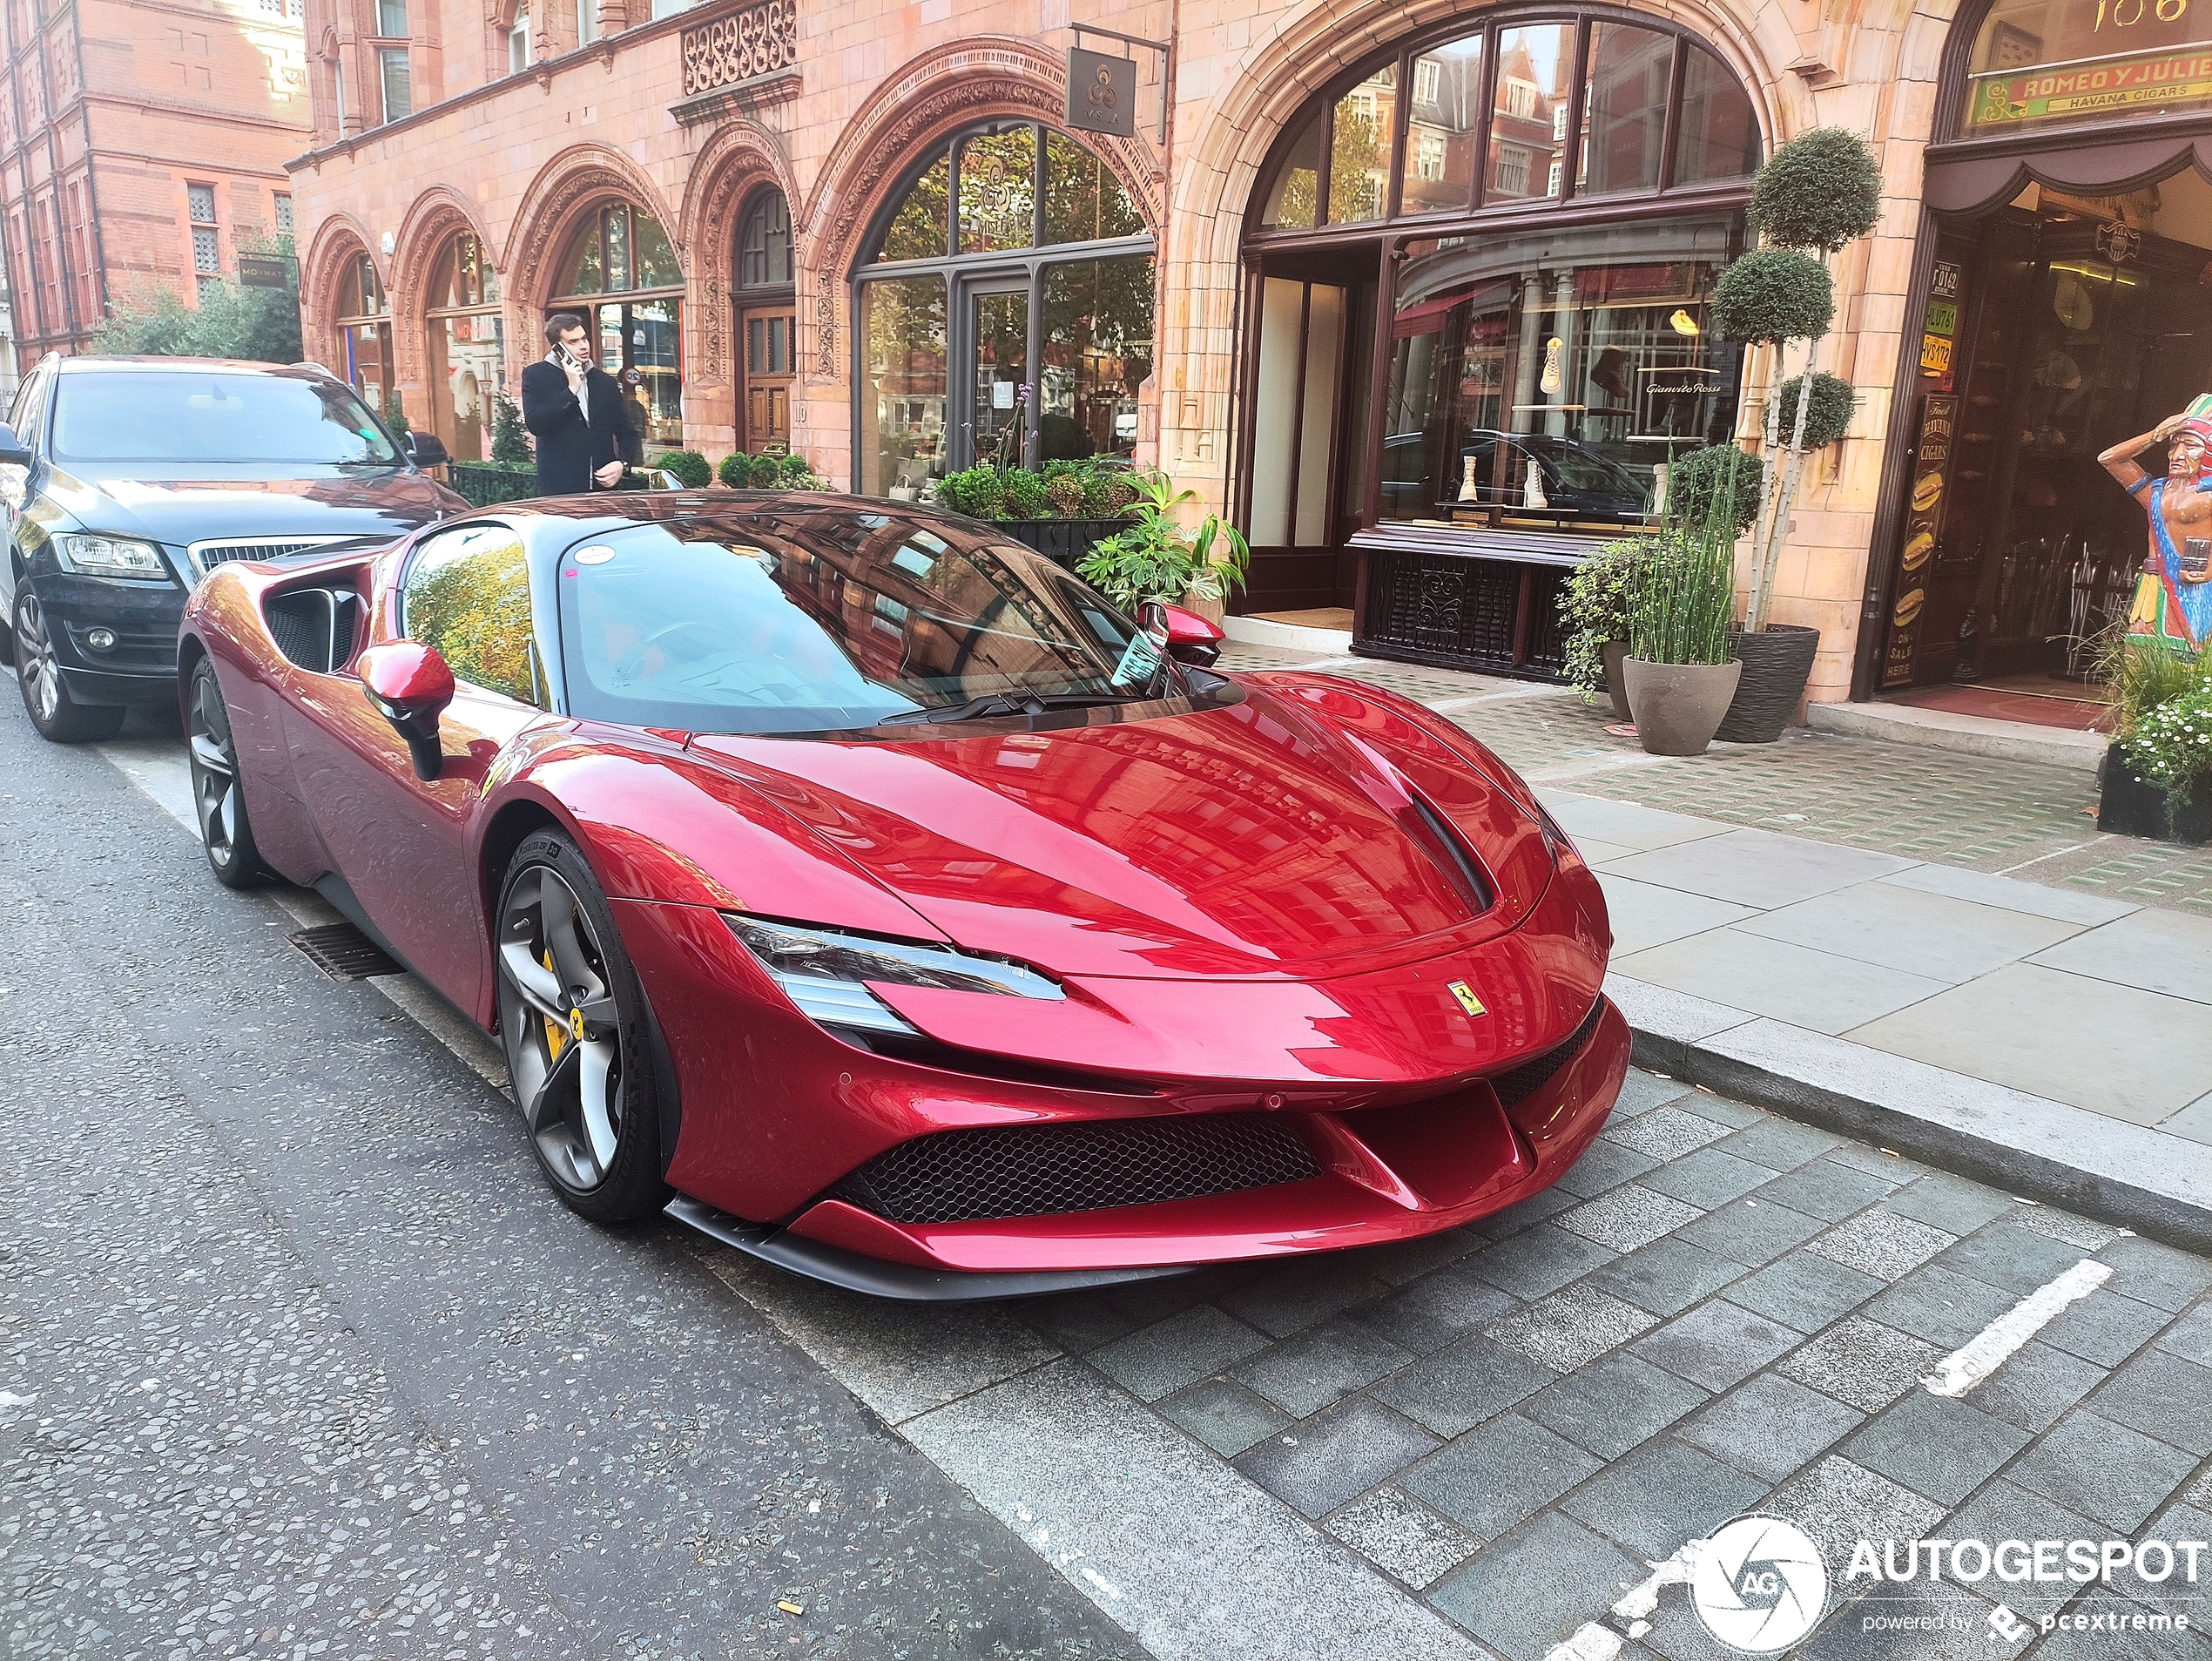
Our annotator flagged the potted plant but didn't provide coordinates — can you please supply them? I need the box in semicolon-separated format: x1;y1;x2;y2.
1078;470;1251;616
1558;537;1649;720
1708;128;1882;741
938;458;1140;567
1622;503;1742;756
2096;635;2212;840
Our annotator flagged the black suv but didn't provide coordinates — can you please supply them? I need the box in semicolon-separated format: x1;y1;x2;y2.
0;355;465;740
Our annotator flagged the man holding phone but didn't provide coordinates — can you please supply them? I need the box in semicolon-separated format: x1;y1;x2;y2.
521;313;641;496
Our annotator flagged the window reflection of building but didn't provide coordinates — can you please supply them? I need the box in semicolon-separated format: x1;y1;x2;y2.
550;201;684;449
854;120;1154;496
334;251;392;418
425;229;502;462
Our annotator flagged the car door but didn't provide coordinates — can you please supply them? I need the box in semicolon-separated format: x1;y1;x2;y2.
1;368;51;618
288;520;550;1015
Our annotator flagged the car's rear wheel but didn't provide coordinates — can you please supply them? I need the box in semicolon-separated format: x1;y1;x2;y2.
496;830;668;1223
186;658;269;888
15;590;125;742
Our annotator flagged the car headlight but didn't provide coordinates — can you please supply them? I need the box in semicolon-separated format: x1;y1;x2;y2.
55;533;169;580
726;915;1063;1036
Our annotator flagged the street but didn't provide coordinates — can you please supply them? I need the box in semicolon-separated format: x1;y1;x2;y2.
5;689;2209;1661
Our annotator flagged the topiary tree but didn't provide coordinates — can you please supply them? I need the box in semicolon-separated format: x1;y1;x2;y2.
747;452;780;487
489;391;533;468
652;448;711;488
1716;126;1881;635
1770;373;1856;450
716;452;749;487
1666;443;1764;537
778;451;813;485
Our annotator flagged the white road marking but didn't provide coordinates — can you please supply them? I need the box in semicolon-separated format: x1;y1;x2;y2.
1545;1623;1623;1661
1541;1538;1703;1661
1924;1257;2113;1398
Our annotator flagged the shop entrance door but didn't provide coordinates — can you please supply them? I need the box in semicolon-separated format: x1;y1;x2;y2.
1882;180;2212;687
738;303;795;452
964;281;1029;469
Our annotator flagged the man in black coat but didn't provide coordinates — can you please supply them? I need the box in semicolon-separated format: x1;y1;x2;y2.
520;313;641;496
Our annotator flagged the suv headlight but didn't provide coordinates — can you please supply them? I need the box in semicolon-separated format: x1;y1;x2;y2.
55;534;169;580
726;915;1062;1035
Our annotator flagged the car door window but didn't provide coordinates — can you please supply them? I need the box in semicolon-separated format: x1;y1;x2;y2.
401;523;544;706
8;369;48;448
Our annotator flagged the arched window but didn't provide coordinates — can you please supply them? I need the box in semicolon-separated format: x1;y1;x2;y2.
550;201;684;449
506;9;531;74
334;251;393;422
426;229;502;462
853;120;1153;499
734;188;796;455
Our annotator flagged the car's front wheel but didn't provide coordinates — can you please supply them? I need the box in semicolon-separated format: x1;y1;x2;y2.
495;830;669;1223
15;590;125;742
186;658;269;888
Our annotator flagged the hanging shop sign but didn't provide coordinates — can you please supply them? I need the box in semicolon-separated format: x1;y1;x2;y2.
1884;392;1959;685
1066;47;1137;138
2096;220;2143;263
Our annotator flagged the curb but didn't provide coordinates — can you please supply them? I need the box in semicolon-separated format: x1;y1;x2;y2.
1608;976;2212;1256
1805;700;2104;774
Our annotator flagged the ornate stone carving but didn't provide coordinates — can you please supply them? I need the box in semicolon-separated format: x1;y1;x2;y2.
814;267;837;383
680;0;797;99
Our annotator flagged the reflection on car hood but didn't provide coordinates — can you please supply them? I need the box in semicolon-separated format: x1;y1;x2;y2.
687;683;1555;981
44;465;462;545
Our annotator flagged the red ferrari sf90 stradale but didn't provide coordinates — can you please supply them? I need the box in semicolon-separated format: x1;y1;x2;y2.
179;493;1628;1298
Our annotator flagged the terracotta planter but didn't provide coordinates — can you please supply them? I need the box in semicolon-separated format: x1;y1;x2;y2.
1601;639;1632;722
1715;624;1821;745
1622;658;1743;757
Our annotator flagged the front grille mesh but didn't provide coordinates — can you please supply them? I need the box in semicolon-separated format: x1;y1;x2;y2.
1488;997;1606;1107
199;540;324;570
829;1112;1321;1225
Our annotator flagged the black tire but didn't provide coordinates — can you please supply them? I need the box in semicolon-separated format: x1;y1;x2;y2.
15;589;125;742
494;829;669;1223
185;658;270;888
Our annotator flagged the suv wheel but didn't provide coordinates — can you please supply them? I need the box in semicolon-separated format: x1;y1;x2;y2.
15;590;124;743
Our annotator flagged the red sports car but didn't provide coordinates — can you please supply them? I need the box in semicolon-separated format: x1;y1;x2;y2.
179;493;1627;1298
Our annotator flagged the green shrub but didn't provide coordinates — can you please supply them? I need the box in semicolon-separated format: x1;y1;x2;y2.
1629;529;1737;667
778;451;813;485
1077;471;1250;610
937;467;1006;519
1086;469;1137;517
747;453;780;488
489;392;532;467
652;449;711;488
2100;633;2212;740
1750;128;1883;255
1714;249;1834;345
1771;374;1856;449
716;453;749;487
1557;538;1650;699
2121;684;2212;810
999;470;1049;519
1665;445;1763;536
1045;473;1086;517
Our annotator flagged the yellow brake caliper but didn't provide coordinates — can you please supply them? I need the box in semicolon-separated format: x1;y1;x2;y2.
541;949;570;1062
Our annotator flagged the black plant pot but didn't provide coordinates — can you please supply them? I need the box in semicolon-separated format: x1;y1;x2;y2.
984;517;1127;569
1713;624;1822;744
2099;748;2212;845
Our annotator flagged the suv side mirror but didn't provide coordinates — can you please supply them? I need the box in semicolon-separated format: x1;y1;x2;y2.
0;422;30;469
358;642;455;780
404;430;450;469
1140;600;1224;669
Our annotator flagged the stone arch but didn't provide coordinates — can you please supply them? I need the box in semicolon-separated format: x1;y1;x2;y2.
385;186;497;383
677;118;797;397
503;142;682;313
300;211;381;367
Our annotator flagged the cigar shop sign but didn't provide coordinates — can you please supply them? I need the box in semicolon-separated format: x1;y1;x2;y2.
1966;0;2212;130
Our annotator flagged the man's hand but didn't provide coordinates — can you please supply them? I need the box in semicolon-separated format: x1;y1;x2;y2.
593;460;624;488
2156;411;2191;441
564;356;586;396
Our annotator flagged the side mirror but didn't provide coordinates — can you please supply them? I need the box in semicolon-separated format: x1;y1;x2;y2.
404;430;450;469
358;642;455;780
0;421;30;469
1140;600;1225;669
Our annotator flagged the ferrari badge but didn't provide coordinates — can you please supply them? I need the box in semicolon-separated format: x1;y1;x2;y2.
1448;981;1487;1017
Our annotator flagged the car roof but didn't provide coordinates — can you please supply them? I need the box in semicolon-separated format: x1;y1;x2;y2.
52;355;339;378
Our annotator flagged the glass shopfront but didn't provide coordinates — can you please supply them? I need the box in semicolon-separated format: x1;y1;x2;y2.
550;202;685;449
334;253;394;421
853;121;1154;501
425;230;502;463
1871;0;2212;692
1240;8;1760;653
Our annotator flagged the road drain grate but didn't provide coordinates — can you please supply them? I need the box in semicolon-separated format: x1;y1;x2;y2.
289;922;403;980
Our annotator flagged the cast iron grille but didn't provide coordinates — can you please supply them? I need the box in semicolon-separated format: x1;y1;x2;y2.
289;922;403;980
1366;550;1523;670
827;1111;1321;1225
1487;997;1605;1108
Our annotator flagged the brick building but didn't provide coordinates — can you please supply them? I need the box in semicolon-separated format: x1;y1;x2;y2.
287;0;2212;706
0;0;310;368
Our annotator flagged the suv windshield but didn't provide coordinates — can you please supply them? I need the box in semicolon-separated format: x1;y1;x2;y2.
51;371;401;465
557;510;1208;735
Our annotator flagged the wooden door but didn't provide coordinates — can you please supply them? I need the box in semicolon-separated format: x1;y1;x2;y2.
739;304;795;451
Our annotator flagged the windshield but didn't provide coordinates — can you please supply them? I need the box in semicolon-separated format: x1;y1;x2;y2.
51;371;401;465
557;510;1192;735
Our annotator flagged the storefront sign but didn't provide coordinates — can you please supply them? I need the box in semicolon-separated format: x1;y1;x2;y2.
1932;260;1963;300
1066;47;1136;138
1968;45;2212;125
1884;393;1958;686
2096;219;2143;263
237;253;296;290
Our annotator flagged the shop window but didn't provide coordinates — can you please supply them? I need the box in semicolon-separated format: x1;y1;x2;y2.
1401;36;1482;216
1674;49;1760;186
1328;70;1396;225
334;250;393;421
855;119;1154;490
550;202;685;449
426;230;502;463
1963;0;2212;132
1580;24;1672;196
1489;24;1573;204
1258;113;1323;230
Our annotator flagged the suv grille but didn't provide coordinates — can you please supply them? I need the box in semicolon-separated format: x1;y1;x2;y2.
828;1111;1321;1225
189;535;363;577
1488;997;1605;1108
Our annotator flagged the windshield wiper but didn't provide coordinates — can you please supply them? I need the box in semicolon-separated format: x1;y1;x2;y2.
879;690;1145;726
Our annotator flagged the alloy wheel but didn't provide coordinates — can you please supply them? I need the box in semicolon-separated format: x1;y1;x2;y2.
496;863;625;1192
187;667;243;871
16;593;59;726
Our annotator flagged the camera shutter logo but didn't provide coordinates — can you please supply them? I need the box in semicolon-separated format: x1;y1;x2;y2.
1690;1516;1828;1653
